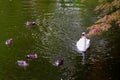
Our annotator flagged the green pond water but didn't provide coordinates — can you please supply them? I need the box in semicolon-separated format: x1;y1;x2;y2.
0;0;120;80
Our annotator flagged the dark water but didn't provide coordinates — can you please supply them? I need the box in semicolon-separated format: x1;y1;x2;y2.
0;0;120;80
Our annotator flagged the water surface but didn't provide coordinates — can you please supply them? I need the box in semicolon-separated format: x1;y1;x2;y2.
0;0;120;80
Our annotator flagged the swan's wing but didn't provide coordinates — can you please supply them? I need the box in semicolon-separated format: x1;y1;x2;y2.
86;39;90;49
76;38;86;51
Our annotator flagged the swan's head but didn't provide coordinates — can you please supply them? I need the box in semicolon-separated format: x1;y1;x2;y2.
82;32;86;36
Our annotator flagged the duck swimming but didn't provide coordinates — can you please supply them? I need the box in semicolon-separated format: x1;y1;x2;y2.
53;59;64;66
5;38;13;45
17;60;28;67
76;32;90;64
25;21;36;27
26;54;38;59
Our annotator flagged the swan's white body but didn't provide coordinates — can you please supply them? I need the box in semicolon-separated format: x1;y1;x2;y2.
76;36;90;52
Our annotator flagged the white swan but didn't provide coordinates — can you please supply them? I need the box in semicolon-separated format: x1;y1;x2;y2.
76;32;90;64
76;32;90;52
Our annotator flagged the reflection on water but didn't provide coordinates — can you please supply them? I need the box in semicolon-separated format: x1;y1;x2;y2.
0;0;120;80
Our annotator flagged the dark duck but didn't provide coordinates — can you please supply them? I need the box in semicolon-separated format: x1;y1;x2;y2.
26;54;38;59
17;60;28;67
5;38;13;45
53;59;64;66
25;21;36;27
